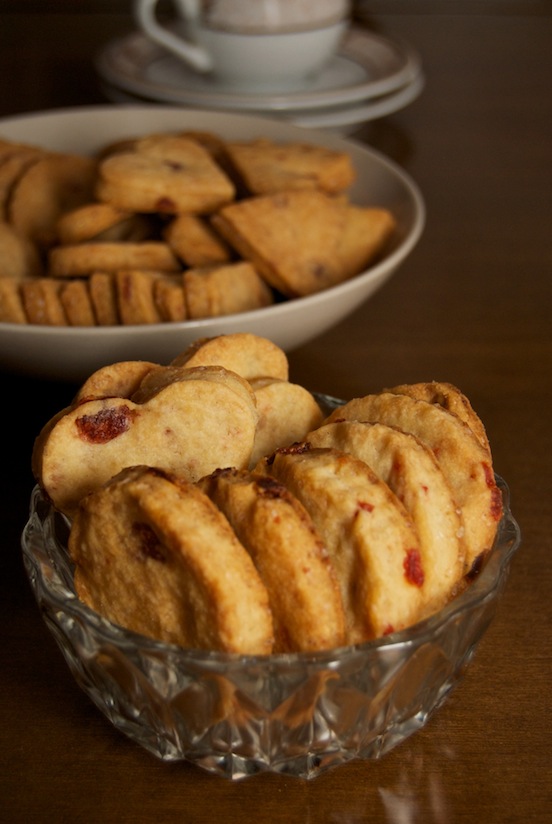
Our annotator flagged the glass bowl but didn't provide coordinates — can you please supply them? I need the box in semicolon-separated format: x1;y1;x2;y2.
21;474;520;781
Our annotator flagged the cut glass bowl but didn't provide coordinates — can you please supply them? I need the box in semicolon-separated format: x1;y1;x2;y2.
21;471;520;780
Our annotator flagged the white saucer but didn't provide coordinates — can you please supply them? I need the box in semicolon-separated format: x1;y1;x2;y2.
291;73;425;130
101;72;425;136
95;27;422;113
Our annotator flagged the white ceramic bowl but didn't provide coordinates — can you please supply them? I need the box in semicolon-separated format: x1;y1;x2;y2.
0;105;425;382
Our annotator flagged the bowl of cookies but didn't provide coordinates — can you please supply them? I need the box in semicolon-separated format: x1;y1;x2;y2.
22;333;520;780
0;105;424;381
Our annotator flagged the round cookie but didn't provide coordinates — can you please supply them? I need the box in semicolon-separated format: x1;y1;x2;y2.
0;277;27;323
74;360;159;403
56;202;134;244
8;152;97;249
59;279;96;326
325;392;503;570
0;146;44;222
69;465;274;654
249;377;323;467
20;278;66;325
307;420;466;612
48;241;181;277
0;221;43;280
258;444;425;642
199;467;346;652
171;332;289;382
386;381;491;455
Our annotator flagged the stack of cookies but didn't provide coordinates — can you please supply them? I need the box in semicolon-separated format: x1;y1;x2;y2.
32;333;503;655
0;132;396;325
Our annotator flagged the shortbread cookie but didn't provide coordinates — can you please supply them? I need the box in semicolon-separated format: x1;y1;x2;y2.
56;202;134;244
69;465;274;654
224;139;356;195
171;332;289;382
59;279;96;326
8;152;97;249
386;381;491;455
153;275;187;322
0;221;43;280
258;444;425;642
115;269;163;325
325;393;503;570
130;361;257;406
163;212;232;267
88;271;119;325
95;136;139;160
93;213;154;243
307;420;466;612
183;261;273;319
212;190;396;297
33;365;258;517
249;377;324;467
20;278;67;325
178;130;230;164
95;134;236;215
0;146;44;221
74;360;159;404
0;277;26;322
0;138;38;162
48;241;181;277
199;467;346;652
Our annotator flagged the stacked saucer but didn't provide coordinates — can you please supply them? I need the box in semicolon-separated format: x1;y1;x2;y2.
95;26;424;135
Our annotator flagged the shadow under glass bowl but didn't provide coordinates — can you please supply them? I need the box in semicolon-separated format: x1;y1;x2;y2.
21;466;520;780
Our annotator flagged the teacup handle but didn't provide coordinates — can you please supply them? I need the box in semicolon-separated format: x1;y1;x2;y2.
134;0;214;72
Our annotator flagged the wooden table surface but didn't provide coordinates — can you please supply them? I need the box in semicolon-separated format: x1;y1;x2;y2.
1;3;551;822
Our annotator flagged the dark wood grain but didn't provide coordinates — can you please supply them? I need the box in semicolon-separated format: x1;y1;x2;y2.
1;5;551;823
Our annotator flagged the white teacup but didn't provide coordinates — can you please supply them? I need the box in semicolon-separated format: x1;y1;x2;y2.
134;0;351;92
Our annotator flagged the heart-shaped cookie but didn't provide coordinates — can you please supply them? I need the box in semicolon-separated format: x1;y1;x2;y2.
95;134;236;215
33;365;258;517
